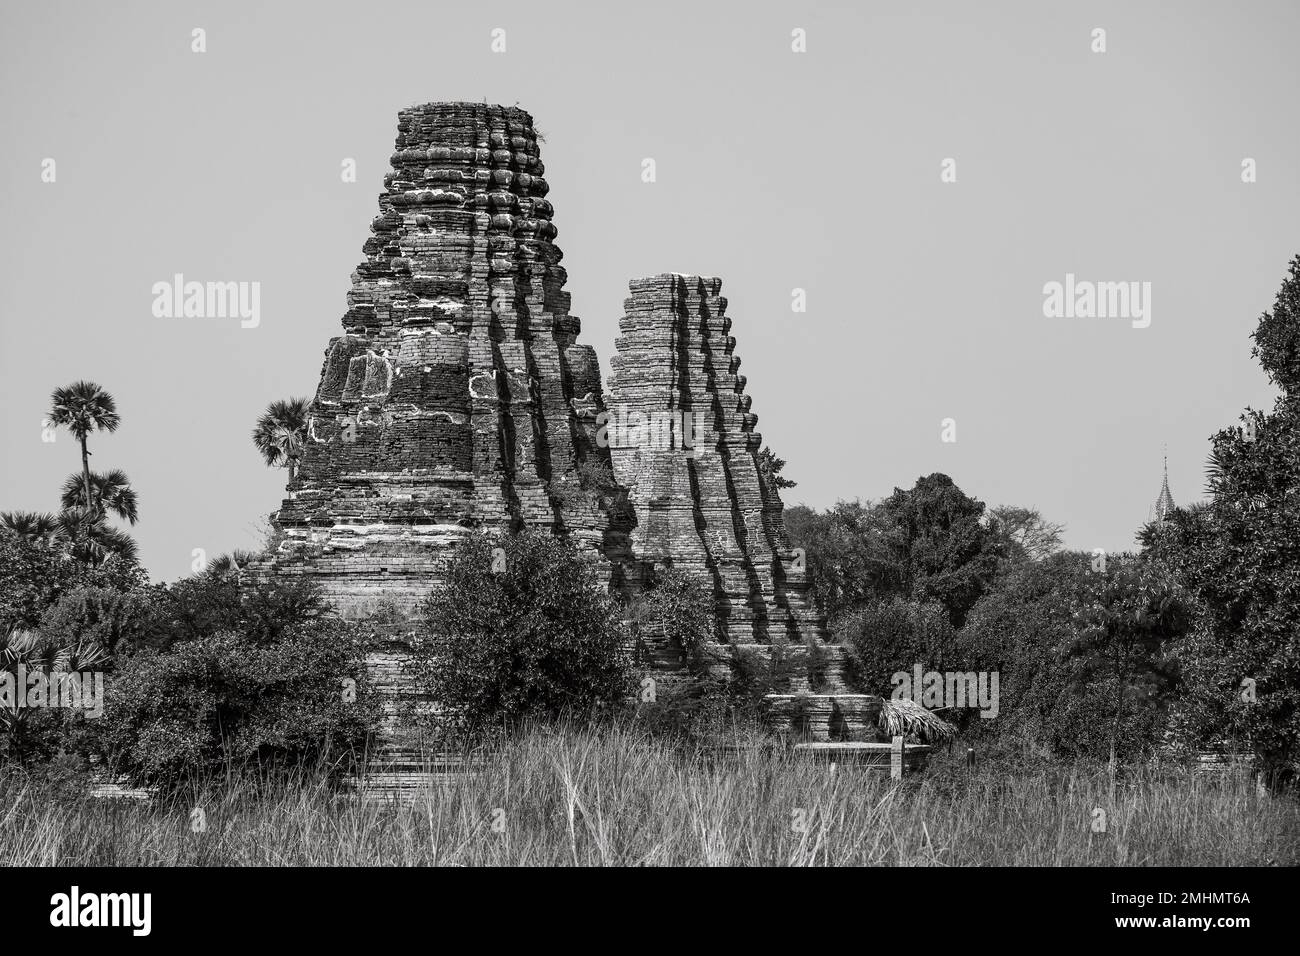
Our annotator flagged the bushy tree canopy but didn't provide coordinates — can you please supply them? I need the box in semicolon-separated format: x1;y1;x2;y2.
408;531;630;740
96;624;378;787
0;535;144;634
1141;255;1300;780
787;475;1011;627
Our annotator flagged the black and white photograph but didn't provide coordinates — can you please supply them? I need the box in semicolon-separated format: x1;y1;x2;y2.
0;0;1294;933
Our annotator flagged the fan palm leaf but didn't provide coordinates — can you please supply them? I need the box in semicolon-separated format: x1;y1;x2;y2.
1204;447;1227;498
0;510;65;546
57;508;138;566
252;397;311;480
203;549;260;579
45;381;120;441
60;469;139;525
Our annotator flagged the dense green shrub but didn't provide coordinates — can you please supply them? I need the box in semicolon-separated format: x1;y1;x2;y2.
0;536;144;634
112;574;330;654
0;689;83;766
959;552;1187;760
628;566;718;675
785;501;898;622
3;553;368;779
625;567;752;744
406;530;630;740
38;586;142;662
1;622;111;765
958;554;1083;741
838;596;956;696
95;621;379;787
1040;676;1168;762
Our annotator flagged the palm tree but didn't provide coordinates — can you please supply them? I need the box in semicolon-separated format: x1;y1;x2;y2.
60;469;139;525
1;509;135;566
0;511;65;546
56;507;138;566
45;381;121;523
3;626;110;748
202;549;260;580
2;625;109;675
252;397;311;481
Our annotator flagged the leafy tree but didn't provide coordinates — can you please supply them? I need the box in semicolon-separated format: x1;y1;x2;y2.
253;397;311;481
0;535;144;634
960;552;1085;739
989;505;1065;562
1140;255;1300;781
1063;559;1188;758
95;624;379;788
839;596;956;697
878;473;1008;627
757;446;796;490
45;381;120;527
117;574;330;654
961;551;1186;759
407;530;629;740
785;500;899;623
788;477;1009;628
1249;255;1300;394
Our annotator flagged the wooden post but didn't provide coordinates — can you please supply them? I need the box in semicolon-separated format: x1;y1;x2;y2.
966;747;975;770
891;735;904;780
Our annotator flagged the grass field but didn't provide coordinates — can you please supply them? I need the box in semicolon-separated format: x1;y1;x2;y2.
2;726;1295;866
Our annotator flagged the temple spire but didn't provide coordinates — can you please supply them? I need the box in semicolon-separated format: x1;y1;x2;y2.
1154;448;1176;522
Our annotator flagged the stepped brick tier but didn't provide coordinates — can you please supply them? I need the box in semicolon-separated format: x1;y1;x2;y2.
607;275;816;645
261;102;631;617
606;274;881;739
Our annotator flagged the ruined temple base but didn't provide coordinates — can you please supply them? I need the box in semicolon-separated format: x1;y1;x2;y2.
765;693;885;742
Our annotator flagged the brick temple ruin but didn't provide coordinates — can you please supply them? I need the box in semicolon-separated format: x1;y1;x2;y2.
259;102;880;748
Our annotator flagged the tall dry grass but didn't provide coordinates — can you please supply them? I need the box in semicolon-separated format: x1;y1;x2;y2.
1;725;1295;866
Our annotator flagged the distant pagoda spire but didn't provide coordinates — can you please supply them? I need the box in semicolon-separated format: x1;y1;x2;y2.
1153;449;1176;522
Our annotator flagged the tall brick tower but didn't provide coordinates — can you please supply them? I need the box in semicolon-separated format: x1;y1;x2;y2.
264;103;622;615
607;274;880;737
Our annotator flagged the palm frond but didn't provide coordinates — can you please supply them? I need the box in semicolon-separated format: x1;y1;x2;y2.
46;380;120;438
1204;447;1227;498
252;397;311;470
0;510;65;545
0;628;43;666
60;469;139;524
203;549;260;579
57;508;138;566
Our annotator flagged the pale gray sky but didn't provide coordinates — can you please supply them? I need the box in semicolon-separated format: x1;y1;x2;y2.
2;0;1296;582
